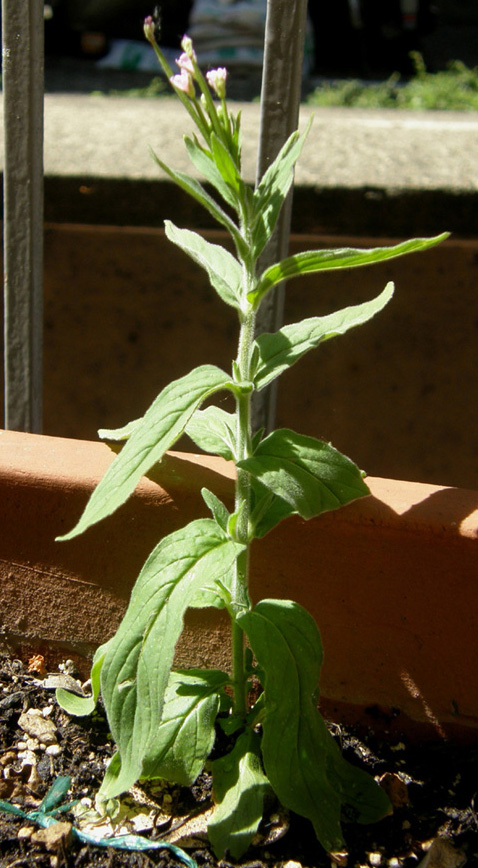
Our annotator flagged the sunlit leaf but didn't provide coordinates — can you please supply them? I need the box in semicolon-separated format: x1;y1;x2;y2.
184;134;238;210
97;519;244;799
249;232;449;306
58;365;233;540
56;639;111;716
239;600;391;853
185;405;237;460
253;283;394;390
251;119;313;258
150;148;247;257
238;429;369;520
165;222;243;310
209;728;271;859
142;669;229;785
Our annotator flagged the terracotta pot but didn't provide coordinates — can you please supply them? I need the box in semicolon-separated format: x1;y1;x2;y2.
1;428;477;742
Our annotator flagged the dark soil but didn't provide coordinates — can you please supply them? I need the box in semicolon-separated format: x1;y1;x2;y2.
1;653;477;868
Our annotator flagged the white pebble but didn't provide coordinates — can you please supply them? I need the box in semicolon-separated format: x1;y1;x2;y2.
45;744;62;756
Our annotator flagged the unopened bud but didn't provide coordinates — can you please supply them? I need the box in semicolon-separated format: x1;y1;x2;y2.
181;35;195;58
176;52;195;75
206;67;228;98
143;16;155;45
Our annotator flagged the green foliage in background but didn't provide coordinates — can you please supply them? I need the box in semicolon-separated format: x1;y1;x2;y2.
308;54;478;111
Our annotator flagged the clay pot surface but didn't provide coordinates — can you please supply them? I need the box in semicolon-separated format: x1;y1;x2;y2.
1;429;477;740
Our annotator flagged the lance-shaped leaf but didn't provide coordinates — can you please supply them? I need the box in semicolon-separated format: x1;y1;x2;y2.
142;669;230;786
210;133;244;203
186;405;237;460
184;135;238;211
201;487;230;532
150;148;247;258
253;282;394;391
209;728;271;859
165;221;243;311
237;429;369;520
58;365;233;541
97;519;244;798
251;119;313;258
56;639;111;717
239;600;391;854
249;232;449;307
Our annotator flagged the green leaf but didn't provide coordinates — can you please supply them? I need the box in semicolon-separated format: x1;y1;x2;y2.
209;728;271;859
201;487;230;532
142;669;229;786
56;640;110;716
185;405;237;460
239;600;391;854
253;282;394;391
249;478;296;539
250;232;449;306
210;133;244;200
164;221;243;311
237;429;369;520
150;148;247;258
98;417;140;442
58;365;233;540
97;519;244;799
184;135;238;210
252;119;312;258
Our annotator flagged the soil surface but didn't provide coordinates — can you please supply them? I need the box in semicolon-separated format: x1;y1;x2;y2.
1;653;477;868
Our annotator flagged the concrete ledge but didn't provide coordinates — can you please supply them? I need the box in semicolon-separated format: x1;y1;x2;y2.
2;96;478;235
1;429;478;738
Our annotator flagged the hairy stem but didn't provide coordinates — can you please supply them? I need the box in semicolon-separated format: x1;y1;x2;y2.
230;294;256;716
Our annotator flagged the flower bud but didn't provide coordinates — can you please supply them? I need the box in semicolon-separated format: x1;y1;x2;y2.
181;35;195;59
206;67;228;98
169;70;195;99
143;16;156;45
176;52;195;75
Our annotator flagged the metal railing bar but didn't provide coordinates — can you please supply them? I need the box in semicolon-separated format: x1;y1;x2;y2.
2;0;44;432
252;0;308;434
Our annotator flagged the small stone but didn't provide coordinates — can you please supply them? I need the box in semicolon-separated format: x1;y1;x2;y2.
18;749;37;766
417;837;466;868
368;852;382;866
45;744;62;757
379;772;409;808
330;852;348;867
18;710;58;746
0;750;17;767
30;821;72;852
17;826;34;841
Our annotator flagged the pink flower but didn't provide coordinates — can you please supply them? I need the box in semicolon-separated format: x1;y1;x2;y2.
206;67;228;98
169;70;195;98
176;52;195;75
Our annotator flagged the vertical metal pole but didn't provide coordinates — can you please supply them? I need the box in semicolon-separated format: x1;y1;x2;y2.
2;0;44;432
252;0;308;433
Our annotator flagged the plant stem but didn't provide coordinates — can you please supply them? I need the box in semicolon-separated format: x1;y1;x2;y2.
230;299;256;717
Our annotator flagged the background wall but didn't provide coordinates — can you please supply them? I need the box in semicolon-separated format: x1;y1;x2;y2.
18;223;478;491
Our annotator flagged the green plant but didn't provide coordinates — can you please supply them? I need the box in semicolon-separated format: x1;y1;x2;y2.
56;22;447;860
307;53;478;111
